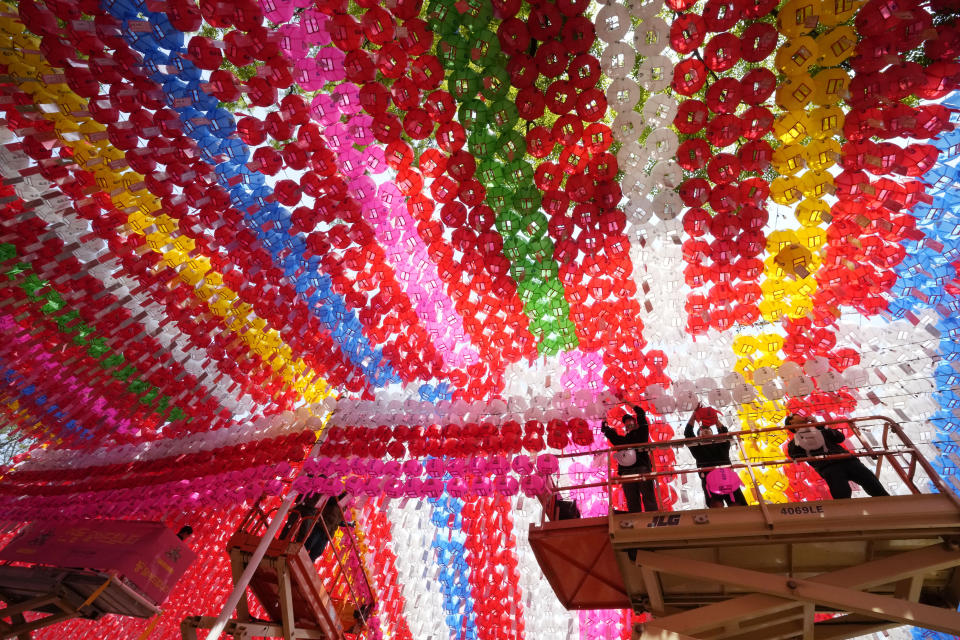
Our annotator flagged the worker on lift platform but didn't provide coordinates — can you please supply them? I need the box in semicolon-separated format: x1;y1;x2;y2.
684;404;748;508
785;414;889;499
601;403;658;513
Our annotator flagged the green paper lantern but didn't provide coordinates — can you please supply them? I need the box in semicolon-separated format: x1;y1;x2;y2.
480;65;510;101
495;129;525;162
460;0;493;30
436;34;468;69
486;186;512;213
489;99;519;130
469;29;501;67
427;0;462;36
514;186;541;216
447;68;479;101
475;158;500;184
505;158;534;183
458;98;489;129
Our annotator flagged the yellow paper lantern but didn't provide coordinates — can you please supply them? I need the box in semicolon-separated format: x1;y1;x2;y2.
161;248;185;269
757;333;785;353
799;169;834;198
145;231;170;253
772;111;809;144
797;226;827;251
761;278;790;302
735;358;757;379
777;0;821;36
812;67;850;105
772;144;806;175
733;335;760;356
754;352;785;371
774;37;819;77
819;0;862;25
767;230;800;254
773;243;814;278
795;198;830;227
804;138;840;170
808;105;844;139
775;74;816;111
816;26;857;66
770;176;803;205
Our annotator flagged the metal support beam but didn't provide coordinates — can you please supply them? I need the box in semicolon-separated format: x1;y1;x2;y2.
0;594;59;619
634;549;960;635
641;624;701;640
811;614;898;640
640;565;665;614
0;609;76;640
643;542;960;636
182;615;326;640
276;560;295;640
229;549;251;623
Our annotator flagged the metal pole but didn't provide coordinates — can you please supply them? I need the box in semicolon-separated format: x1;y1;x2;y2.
205;436;325;640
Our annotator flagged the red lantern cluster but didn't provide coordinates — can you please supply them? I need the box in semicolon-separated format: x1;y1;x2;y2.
462;496;526;639
0;86;367;414
670;0;776;335
242;97;450;385
0;431;314;497
814;0;960;320
319;417;594;460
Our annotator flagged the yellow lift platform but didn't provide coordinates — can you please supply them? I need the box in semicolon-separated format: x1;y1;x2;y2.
182;495;374;640
530;416;960;640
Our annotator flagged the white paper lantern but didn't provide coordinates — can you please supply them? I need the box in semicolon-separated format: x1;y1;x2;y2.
673;381;698;412
617;139;649;172
785;374;815;397
595;3;630;43
648;160;683;189
612;109;644;141
645;383;667;399
606;78;642;113
645;127;678;159
803;356;830;377
623;192;655;225
641;94;678;129
652;394;677;414
636;55;673;91
843;366;868;389
761;380;784;400
753;366;776;385
487;398;508;415
815;370;843;392
708;386;732;408
723;371;746;386
777;361;803;380
621;167;653;199
633;16;669;56
629;0;664;19
652;189;683;220
600;42;636;78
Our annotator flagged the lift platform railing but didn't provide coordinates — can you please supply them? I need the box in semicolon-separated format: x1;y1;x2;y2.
543;416;960;524
233;494;376;631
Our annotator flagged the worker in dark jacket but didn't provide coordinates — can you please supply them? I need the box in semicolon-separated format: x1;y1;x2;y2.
283;493;352;561
601;404;658;513
684;405;747;508
785;414;889;499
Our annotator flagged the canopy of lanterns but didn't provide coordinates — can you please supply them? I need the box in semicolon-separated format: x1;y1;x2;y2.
0;0;959;637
